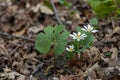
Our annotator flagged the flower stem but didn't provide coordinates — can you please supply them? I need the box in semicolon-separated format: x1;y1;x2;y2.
76;41;80;58
53;51;56;72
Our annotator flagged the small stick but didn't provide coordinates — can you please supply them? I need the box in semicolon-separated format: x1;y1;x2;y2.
10;41;26;55
50;0;62;24
0;32;35;42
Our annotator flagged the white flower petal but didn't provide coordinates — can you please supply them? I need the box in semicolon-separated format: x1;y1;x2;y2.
70;45;74;49
91;30;98;33
66;48;69;51
70;34;76;39
78;32;81;35
73;32;77;37
88;24;92;29
81;28;87;31
84;26;88;30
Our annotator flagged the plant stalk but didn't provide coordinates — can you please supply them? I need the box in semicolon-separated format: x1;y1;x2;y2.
76;41;80;58
53;51;57;73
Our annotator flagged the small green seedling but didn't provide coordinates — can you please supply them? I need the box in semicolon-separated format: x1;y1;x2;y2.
35;25;69;69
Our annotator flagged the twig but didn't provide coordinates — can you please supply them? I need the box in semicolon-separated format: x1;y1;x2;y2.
0;32;35;42
50;0;62;24
10;41;26;55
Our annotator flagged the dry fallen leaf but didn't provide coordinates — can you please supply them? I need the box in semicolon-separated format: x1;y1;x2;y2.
60;75;76;80
0;71;25;80
26;2;31;8
3;66;12;72
0;44;8;55
30;3;53;14
39;3;54;15
112;27;120;34
23;52;36;59
110;48;118;60
12;27;26;36
28;25;44;34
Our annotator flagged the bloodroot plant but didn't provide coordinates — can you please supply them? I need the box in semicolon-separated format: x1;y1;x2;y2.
35;24;97;69
65;24;97;59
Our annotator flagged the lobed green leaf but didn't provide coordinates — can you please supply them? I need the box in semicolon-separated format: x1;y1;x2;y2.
35;25;69;55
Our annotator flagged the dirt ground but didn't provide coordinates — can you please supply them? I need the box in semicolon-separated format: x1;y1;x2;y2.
0;0;120;80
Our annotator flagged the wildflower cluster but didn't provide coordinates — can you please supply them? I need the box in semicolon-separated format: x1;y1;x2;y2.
35;24;98;69
66;24;97;58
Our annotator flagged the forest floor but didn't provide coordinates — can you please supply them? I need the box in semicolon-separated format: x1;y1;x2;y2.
0;0;120;80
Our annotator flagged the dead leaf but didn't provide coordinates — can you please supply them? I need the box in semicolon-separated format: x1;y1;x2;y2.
12;26;26;36
112;27;120;34
30;3;53;14
102;46;110;53
17;75;26;80
28;25;44;34
20;68;30;75
60;75;75;80
6;5;18;15
52;77;59;80
23;52;36;59
110;48;118;60
0;44;8;55
6;0;12;6
26;2;31;8
30;3;41;13
39;3;54;15
0;71;25;80
3;66;11;72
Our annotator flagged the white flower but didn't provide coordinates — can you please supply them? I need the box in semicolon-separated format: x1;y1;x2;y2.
81;24;98;33
66;45;75;52
70;32;87;41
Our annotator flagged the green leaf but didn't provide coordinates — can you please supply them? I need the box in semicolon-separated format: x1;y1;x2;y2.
44;26;54;40
54;24;64;35
76;26;95;52
35;33;51;54
35;25;69;55
116;8;120;15
88;0;117;18
54;25;70;55
58;0;72;8
55;42;66;55
89;18;98;26
78;33;94;53
76;26;85;33
35;26;53;54
83;33;95;49
65;52;74;60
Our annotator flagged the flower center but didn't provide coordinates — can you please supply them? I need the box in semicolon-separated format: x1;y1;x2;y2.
77;34;81;38
88;28;92;32
69;48;73;52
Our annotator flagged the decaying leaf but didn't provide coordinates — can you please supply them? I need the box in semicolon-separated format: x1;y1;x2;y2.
60;75;76;80
30;3;53;14
112;27;120;34
0;71;25;80
0;45;8;55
